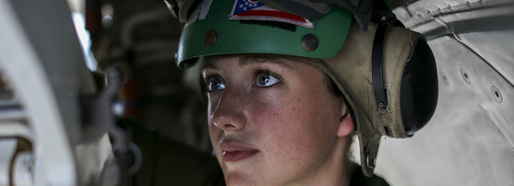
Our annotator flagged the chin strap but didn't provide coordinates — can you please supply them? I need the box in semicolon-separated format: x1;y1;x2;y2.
359;122;382;177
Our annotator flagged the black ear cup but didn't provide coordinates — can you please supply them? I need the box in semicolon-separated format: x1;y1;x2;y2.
400;38;438;136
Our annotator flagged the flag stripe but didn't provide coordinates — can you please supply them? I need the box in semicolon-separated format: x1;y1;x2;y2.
237;10;307;23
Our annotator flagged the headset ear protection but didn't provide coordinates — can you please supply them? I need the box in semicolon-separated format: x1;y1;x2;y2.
398;35;438;136
345;19;438;176
370;6;438;138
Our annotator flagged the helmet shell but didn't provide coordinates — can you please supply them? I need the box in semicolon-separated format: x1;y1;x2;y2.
176;0;352;68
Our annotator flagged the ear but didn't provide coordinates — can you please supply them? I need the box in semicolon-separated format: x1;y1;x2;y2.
337;105;355;137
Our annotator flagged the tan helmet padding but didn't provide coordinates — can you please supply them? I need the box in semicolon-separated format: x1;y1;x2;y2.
304;21;427;177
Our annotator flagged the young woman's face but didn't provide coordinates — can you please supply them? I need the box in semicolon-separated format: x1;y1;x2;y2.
202;56;349;186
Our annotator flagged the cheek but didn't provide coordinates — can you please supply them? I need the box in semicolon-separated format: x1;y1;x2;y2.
253;91;335;166
207;101;223;156
208;120;221;156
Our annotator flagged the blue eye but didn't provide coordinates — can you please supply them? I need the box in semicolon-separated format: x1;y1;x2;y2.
208;77;225;92
256;72;280;87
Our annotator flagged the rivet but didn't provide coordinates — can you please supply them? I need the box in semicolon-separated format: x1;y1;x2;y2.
442;75;449;86
301;34;318;52
491;86;503;103
204;30;217;47
460;69;471;84
378;102;385;109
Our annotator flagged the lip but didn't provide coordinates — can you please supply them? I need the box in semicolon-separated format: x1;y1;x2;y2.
220;141;259;162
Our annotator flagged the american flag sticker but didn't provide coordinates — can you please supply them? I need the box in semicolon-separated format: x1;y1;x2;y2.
229;0;314;28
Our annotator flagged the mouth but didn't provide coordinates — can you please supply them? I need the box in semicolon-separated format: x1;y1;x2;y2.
223;150;259;162
220;141;259;162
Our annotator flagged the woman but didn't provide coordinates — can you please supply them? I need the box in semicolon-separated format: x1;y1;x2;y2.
172;0;438;185
202;55;354;185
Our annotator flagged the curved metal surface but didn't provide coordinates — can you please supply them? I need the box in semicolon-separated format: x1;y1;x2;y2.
0;1;77;184
0;0;113;185
370;0;514;185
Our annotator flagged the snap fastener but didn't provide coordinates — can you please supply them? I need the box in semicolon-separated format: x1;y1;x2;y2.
301;34;318;52
205;30;217;47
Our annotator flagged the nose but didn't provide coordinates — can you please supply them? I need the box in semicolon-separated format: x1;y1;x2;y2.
209;88;247;132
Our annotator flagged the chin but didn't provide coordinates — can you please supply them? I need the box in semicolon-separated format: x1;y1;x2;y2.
224;171;258;186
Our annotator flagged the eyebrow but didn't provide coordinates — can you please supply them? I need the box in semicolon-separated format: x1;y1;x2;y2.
202;61;218;71
238;56;293;69
202;55;295;71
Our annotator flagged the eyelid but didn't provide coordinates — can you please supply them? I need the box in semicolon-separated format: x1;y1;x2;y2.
254;69;282;79
202;73;218;84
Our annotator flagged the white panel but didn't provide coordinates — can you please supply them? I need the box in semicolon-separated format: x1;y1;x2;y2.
0;139;17;186
375;36;514;186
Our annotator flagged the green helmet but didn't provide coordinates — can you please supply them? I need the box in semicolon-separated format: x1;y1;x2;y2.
176;0;352;68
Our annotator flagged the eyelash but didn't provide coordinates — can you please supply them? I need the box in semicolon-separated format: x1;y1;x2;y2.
203;69;282;92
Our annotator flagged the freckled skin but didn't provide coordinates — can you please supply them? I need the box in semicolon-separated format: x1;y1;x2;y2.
204;57;354;186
